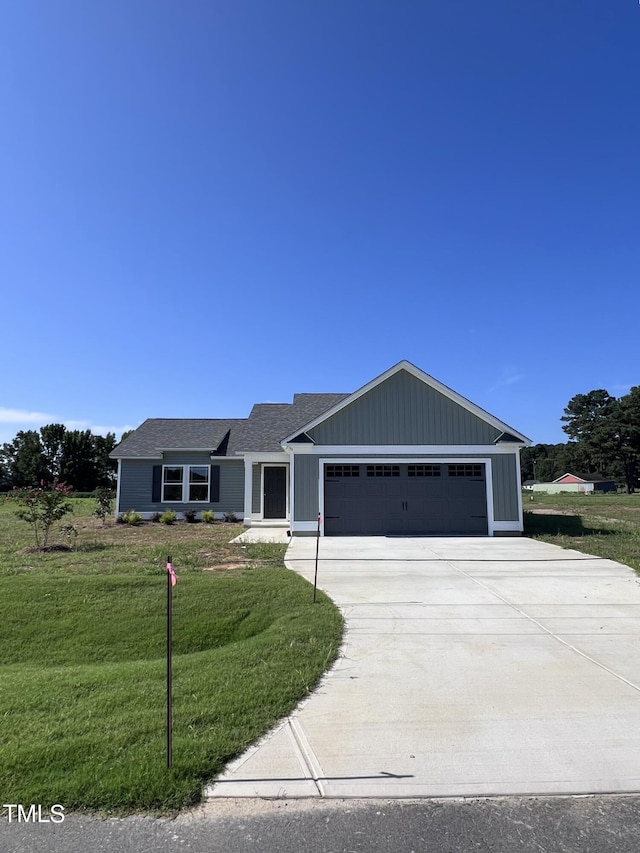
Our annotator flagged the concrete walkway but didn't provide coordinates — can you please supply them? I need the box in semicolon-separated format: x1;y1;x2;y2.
206;536;640;799
230;526;290;544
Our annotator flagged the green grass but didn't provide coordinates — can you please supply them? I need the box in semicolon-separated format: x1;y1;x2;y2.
0;499;343;814
524;491;640;574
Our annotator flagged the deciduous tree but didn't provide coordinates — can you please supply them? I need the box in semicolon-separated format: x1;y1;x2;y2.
7;480;73;547
2;431;48;487
60;430;98;492
40;423;67;480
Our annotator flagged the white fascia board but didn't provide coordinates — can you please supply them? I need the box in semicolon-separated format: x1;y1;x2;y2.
115;459;122;515
115;455;162;460
281;360;531;446
156;447;216;453
237;451;289;462
287;444;521;456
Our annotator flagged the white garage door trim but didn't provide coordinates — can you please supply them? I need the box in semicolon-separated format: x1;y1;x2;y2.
317;457;496;536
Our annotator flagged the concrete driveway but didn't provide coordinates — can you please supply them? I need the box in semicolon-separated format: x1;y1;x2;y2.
207;536;640;799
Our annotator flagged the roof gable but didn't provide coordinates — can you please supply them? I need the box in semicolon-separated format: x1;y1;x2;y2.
110;419;242;459
110;394;348;458
553;472;615;484
283;361;530;447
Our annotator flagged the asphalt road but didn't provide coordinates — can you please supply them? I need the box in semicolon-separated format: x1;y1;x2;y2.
2;796;640;853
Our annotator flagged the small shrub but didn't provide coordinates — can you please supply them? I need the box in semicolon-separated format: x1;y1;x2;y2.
223;512;239;523
201;510;216;524
150;512;162;523
6;480;73;547
159;511;177;525
92;488;114;526
59;524;78;549
183;508;198;523
122;509;143;526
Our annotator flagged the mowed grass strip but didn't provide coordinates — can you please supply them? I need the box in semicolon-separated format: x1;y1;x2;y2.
0;501;343;813
524;492;640;574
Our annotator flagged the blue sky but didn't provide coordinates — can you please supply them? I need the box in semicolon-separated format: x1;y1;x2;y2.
2;1;638;447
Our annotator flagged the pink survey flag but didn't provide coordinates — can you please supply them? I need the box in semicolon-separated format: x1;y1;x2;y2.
167;561;177;587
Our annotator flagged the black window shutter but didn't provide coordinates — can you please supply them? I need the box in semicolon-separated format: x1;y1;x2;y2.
210;465;220;503
152;466;162;502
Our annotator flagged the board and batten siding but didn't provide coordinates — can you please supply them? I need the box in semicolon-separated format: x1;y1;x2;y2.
293;454;320;521
118;457;245;515
491;454;519;521
293;453;520;523
307;370;500;446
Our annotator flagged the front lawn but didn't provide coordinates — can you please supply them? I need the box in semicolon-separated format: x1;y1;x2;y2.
0;500;343;813
524;491;640;575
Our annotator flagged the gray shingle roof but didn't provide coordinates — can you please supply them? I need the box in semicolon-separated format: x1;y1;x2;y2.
110;394;348;459
110;419;243;459
228;394;348;453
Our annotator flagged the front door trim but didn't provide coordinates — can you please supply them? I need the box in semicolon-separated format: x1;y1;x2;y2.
262;464;289;520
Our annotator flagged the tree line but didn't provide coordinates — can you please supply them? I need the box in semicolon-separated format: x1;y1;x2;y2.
0;425;132;493
521;386;640;492
1;385;638;494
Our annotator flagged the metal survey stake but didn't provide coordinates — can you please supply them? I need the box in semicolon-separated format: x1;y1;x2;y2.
313;514;321;602
166;555;177;769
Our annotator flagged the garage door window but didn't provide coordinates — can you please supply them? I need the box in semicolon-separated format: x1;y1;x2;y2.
448;464;483;478
408;464;441;477
366;465;400;477
326;465;360;478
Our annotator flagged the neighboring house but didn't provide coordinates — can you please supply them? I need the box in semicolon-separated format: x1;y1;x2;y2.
532;473;617;494
522;479;541;491
110;361;531;536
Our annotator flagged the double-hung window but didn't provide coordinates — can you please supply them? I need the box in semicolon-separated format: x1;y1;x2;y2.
188;466;209;501
162;466;210;502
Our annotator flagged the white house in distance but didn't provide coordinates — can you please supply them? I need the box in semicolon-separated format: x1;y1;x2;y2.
531;472;617;495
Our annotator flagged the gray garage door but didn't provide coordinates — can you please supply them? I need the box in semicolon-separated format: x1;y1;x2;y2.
324;463;488;536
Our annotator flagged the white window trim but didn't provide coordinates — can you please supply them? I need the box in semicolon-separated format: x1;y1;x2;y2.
162;464;210;503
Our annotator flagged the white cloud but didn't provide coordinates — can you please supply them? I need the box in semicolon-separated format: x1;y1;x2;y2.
0;407;56;424
64;420;136;436
489;370;525;392
0;409;136;445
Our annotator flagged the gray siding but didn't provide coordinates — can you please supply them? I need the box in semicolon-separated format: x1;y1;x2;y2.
294;455;319;521
118;457;244;515
163;452;211;466
308;369;500;445
491;454;519;521
293;452;520;523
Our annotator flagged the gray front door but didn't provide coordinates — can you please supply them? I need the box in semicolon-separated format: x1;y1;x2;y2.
264;466;287;519
324;463;487;535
